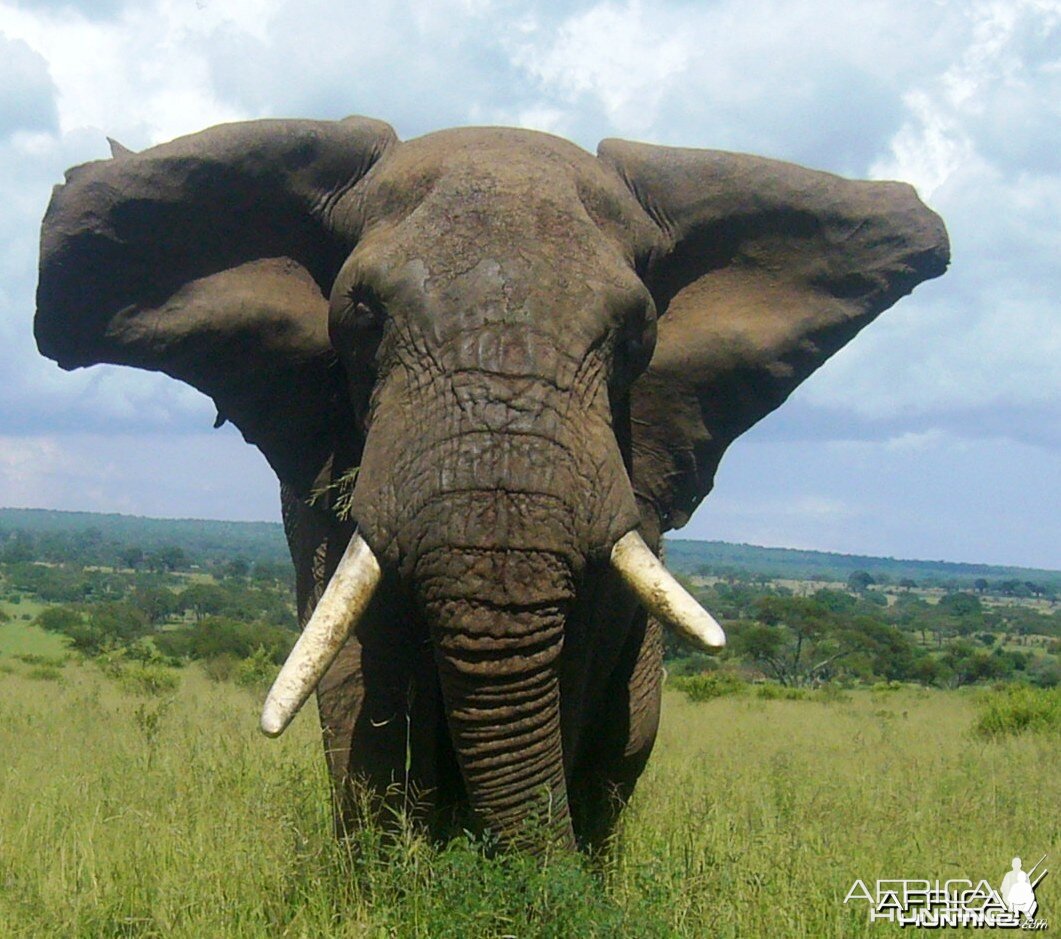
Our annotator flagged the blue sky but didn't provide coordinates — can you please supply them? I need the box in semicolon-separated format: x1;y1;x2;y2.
0;0;1057;568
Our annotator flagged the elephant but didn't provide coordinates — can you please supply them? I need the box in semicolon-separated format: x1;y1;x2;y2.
34;116;948;853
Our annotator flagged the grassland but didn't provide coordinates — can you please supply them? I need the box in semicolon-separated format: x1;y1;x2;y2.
1;617;1056;938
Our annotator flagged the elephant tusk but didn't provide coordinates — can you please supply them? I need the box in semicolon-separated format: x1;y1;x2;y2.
610;530;726;651
260;532;381;738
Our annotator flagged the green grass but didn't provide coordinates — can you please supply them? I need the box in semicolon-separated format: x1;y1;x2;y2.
0;608;70;659
0;667;1056;937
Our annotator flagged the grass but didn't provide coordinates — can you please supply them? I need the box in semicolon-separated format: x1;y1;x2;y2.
0;665;1056;937
0;609;70;659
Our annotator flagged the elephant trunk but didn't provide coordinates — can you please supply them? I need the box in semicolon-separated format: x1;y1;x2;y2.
411;497;578;850
344;349;641;849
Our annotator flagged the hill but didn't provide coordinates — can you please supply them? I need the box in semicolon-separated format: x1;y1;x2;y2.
2;507;1057;589
664;538;1061;591
0;507;288;567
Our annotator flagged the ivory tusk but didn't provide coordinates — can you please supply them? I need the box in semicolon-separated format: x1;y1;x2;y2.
610;530;726;651
260;532;381;737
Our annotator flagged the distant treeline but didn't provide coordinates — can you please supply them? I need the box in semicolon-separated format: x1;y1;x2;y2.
0;508;289;569
2;508;1058;591
664;538;1061;592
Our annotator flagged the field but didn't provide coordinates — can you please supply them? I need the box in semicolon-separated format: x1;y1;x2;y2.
1;619;1056;938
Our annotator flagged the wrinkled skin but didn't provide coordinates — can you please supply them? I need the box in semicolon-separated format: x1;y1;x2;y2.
34;117;948;852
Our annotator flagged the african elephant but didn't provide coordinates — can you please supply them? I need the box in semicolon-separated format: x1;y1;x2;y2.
34;116;948;852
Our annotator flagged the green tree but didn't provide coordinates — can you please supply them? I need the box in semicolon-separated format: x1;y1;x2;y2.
34;606;84;633
180;584;230;621
121;546;145;570
224;558;250;580
938;592;983;617
131;587;180;626
847;570;875;593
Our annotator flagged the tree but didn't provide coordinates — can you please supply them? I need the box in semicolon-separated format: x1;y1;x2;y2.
2;530;35;563
735;597;847;686
847;570;875;593
121;546;145;570
131;586;180;626
180;583;230;621
899;578;918;591
224;558;250;580
973;578;989;594
938;592;983;617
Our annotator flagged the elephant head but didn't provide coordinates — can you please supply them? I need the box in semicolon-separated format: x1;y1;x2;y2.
34;116;948;851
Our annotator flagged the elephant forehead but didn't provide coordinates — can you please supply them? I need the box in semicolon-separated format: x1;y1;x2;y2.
355;126;651;258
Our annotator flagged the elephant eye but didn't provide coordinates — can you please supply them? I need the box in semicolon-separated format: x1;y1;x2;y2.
344;283;387;332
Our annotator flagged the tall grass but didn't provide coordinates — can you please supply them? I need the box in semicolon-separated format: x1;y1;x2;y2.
0;662;1056;937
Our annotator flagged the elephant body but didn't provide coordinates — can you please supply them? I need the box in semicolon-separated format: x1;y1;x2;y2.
34;117;948;851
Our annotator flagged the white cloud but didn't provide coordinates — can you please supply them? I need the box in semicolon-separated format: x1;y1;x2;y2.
508;1;692;136
0;432;279;520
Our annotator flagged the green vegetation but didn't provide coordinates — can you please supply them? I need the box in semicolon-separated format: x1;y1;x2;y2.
0;665;1055;937
1;508;1058;933
666;538;1061;594
975;683;1060;737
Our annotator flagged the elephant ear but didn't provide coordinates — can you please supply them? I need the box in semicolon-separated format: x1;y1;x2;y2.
597;139;950;533
35;116;398;495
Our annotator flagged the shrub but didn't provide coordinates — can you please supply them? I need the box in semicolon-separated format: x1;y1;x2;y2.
117;664;181;696
234;646;280;689
155;616;295;664
202;653;239;683
974;685;1059;737
34;606;84;634
671;671;745;702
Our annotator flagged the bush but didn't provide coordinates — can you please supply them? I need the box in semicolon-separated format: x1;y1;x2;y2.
671;671;745;702
117;664;181;696
34;606;85;634
974;685;1059;737
234;646;280;689
202;653;239;683
154;616;295;664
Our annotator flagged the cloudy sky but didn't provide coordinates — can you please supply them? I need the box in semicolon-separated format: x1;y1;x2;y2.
0;0;1057;568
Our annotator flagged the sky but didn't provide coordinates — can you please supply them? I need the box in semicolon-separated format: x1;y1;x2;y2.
0;0;1057;569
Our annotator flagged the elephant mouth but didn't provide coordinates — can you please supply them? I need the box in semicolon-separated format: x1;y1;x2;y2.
260;528;724;738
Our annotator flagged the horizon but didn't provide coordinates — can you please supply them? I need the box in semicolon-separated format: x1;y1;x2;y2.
2;503;1056;575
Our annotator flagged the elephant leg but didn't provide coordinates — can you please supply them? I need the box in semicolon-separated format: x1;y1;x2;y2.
281;484;416;835
568;612;664;853
320;583;467;841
